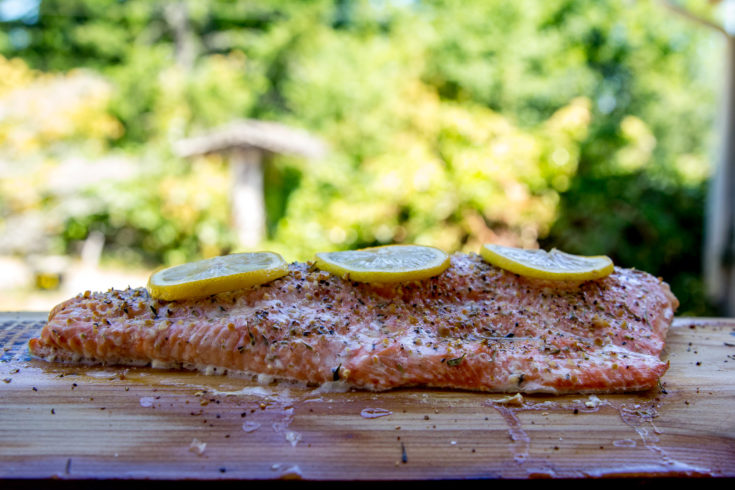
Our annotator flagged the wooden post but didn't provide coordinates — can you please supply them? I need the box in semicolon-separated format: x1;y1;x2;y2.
705;34;735;316
660;1;734;314
230;148;266;249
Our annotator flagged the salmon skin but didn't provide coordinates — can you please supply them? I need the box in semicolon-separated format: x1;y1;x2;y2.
29;253;678;394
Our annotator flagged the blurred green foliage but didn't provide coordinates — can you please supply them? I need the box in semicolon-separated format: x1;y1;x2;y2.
0;0;721;315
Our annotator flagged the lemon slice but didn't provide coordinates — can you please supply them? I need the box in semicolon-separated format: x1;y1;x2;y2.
314;244;450;283
480;244;613;281
147;252;289;301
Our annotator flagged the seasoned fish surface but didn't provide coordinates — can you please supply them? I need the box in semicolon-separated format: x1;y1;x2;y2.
29;254;678;393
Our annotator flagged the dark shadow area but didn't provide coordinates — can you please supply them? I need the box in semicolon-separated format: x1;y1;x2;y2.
542;172;714;316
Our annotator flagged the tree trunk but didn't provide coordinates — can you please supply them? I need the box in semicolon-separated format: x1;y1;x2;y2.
230;148;265;249
163;1;196;70
705;34;735;316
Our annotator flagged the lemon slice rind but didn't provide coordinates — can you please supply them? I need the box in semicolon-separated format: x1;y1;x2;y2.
314;244;450;283
148;252;289;301
480;244;613;281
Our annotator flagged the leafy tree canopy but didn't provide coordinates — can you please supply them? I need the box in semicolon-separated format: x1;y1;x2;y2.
0;0;720;314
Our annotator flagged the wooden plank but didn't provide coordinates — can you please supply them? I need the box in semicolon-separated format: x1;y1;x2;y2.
0;315;733;480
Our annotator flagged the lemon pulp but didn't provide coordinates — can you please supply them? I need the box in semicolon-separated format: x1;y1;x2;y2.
147;252;288;301
314;244;450;283
480;244;613;281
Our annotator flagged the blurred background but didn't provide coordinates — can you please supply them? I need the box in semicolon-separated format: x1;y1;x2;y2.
0;0;729;315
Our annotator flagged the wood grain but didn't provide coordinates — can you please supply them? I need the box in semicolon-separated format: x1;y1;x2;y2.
0;314;733;481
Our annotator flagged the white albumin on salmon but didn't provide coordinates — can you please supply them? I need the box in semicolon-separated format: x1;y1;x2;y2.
28;254;678;393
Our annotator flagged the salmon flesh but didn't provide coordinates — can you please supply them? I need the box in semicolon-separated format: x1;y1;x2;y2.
29;254;678;393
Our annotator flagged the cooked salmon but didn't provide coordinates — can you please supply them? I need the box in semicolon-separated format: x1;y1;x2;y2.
28;253;678;393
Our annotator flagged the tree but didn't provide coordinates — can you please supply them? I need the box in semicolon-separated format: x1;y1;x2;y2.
0;0;719;314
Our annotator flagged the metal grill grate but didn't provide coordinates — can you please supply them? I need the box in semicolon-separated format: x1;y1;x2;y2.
0;319;44;363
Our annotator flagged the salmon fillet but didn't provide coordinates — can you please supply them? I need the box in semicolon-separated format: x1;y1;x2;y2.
28;253;678;393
